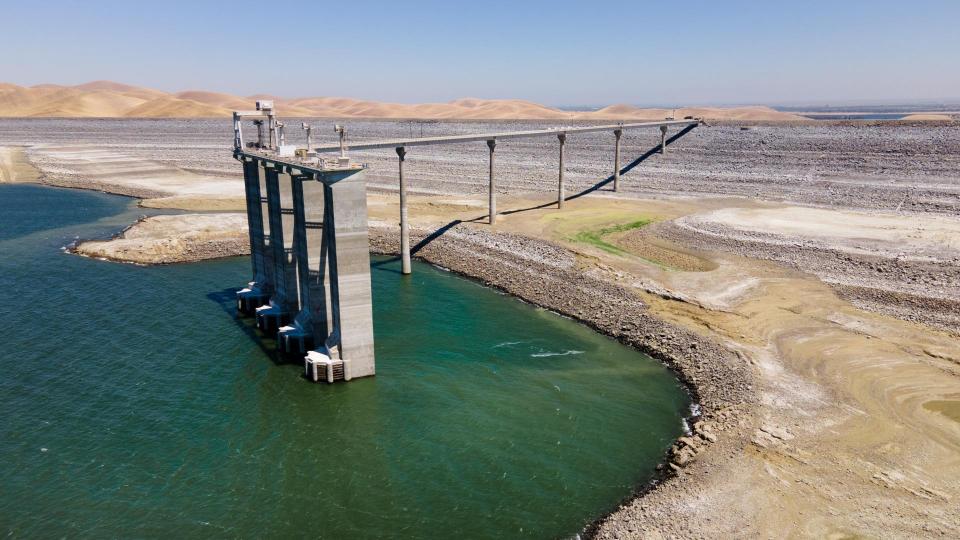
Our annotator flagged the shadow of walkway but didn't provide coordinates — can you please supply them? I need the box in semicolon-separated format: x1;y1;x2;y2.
505;122;700;213
373;123;700;266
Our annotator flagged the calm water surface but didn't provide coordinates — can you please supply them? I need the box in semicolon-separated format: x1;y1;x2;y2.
0;184;689;538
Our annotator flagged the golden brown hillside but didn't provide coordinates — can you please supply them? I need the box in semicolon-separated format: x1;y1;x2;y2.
0;80;807;121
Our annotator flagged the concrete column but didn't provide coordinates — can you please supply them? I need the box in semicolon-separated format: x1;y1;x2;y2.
281;173;310;352
487;139;496;224
324;173;376;379
613;129;622;192
258;163;275;289
263;166;299;321
280;170;298;314
557;133;566;209
285;173;330;351
242;158;267;283
308;179;332;343
397;146;411;275
290;174;311;318
265;166;286;306
235;158;272;314
660;125;668;154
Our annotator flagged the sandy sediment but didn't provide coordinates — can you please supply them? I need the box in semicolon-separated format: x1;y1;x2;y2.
901;113;955;121
75;213;249;264
660;205;960;333
22;144;246;211
0;146;41;183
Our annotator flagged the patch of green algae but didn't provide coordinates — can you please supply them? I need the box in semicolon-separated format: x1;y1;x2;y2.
571;219;652;255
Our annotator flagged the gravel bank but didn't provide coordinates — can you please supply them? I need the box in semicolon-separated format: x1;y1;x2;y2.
2;119;958;214
368;223;759;536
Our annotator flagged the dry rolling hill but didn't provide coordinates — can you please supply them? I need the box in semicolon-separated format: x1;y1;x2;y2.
0;80;808;121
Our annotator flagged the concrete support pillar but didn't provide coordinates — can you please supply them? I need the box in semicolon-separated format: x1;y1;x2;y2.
660;125;668;154
281;173;321;354
323;174;375;379
233;150;374;382
242;158;267;283
258;163;275;288
613;129;622;192
235;158;272;314
396;146;411;275
557;133;566;209
487;139;496;224
260;165;298;333
290;175;310;313
265;166;287;305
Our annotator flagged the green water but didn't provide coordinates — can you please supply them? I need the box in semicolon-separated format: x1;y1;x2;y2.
0;184;690;538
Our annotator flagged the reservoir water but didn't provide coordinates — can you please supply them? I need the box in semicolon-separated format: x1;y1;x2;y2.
0;184;690;538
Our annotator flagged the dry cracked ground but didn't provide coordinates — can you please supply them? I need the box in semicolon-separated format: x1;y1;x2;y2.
1;118;959;538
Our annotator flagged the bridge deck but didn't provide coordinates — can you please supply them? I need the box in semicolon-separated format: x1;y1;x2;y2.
312;119;700;152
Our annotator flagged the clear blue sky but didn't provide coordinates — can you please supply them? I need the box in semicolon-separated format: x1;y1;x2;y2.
3;0;958;106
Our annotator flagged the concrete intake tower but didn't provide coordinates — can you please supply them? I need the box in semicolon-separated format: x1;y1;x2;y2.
233;101;375;383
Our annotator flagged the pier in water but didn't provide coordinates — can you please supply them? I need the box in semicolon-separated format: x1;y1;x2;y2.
0;184;690;538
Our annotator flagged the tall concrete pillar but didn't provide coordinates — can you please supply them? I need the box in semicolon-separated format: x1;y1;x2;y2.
487;139;496;224
258;162;275;290
557;132;566;209
233;145;374;383
242;159;266;281
282;173;328;354
290;174;310;315
397;146;411;275
260;165;298;333
235;158;272;314
613;129;622;192
660;125;668;154
323;173;375;379
301;177;332;344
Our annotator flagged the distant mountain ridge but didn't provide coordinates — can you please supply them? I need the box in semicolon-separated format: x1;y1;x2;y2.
0;80;805;121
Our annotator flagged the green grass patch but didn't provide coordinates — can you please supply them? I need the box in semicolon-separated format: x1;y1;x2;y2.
570;219;652;256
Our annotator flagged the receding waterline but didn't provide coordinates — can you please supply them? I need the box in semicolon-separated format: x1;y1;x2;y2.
0;184;690;538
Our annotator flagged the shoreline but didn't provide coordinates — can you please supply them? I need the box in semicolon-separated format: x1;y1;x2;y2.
11;176;744;535
8;173;753;536
366;225;758;536
4;121;960;537
71;212;249;264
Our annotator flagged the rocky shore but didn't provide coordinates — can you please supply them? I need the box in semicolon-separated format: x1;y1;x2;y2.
368;224;759;537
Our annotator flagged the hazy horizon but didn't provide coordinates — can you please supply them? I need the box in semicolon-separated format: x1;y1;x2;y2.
4;0;959;106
